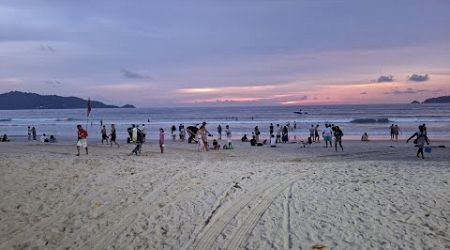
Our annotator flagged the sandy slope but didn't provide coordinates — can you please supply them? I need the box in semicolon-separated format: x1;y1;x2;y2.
0;140;449;249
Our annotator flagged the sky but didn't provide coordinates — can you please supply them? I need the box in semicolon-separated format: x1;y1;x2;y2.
1;0;450;107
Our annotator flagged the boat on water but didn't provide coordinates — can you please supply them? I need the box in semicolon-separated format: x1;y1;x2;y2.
293;109;308;115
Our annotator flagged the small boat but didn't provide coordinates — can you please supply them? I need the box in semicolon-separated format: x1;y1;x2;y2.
293;109;308;115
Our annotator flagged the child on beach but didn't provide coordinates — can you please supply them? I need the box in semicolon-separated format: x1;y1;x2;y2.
406;125;429;159
270;134;276;147
159;128;165;154
76;125;88;156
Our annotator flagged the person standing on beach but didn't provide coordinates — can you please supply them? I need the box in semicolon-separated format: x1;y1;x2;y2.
314;124;320;143
334;126;344;151
171;125;177;141
322;124;333;148
179;124;185;141
140;124;146;142
269;123;274;136
76;125;88;156
406;125;429;159
282;125;289;143
159;128;165;154
27;126;32;141
309;125;315;142
32;126;37;140
217;124;222;140
225;125;233;149
130;126;144;156
110;124;119;147
393;125;400;141
276;124;281;143
101;125;109;144
254;126;260;142
196;126;206;151
390;124;395;140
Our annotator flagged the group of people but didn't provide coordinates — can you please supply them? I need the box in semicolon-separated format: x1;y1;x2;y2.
390;124;401;141
195;123;233;151
69;120;430;159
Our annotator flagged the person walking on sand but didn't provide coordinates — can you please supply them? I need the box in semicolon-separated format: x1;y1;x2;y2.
406;125;429;159
110;124;119;147
76;125;88;156
159;128;165;154
130;126;144;156
101;125;109;144
269;123;274;136
32;126;37;140
334;126;344;151
217;124;222;140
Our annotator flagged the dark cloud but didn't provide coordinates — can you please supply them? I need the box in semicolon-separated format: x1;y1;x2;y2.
408;74;429;82
376;75;394;83
384;88;428;95
360;92;368;95
39;44;56;53
44;80;62;85
121;69;152;80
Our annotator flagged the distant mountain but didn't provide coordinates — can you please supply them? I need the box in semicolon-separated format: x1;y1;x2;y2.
410;100;420;104
0;91;135;110
423;96;450;104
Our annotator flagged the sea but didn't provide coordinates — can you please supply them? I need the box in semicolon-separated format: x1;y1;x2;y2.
1;104;449;142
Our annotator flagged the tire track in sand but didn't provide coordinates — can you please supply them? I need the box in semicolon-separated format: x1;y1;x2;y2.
0;155;200;249
78;154;210;250
190;174;302;250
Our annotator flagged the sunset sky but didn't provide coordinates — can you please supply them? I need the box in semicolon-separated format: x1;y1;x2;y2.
1;0;449;107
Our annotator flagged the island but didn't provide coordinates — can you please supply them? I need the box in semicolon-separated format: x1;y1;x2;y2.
0;91;135;110
422;96;450;104
410;100;420;104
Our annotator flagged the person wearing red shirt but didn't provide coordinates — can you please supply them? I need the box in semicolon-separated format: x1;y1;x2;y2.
76;124;89;156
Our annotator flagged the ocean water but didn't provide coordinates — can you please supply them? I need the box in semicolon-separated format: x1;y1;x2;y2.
0;104;449;141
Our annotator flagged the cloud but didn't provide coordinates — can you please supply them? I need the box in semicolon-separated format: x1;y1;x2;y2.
360;92;368;95
384;88;428;95
376;75;394;83
121;69;152;80
44;80;62;85
408;74;429;82
39;44;56;53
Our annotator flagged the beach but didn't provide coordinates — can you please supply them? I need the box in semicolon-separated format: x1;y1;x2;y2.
1;139;449;249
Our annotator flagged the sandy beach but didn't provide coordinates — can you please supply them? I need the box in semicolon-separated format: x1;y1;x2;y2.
0;139;449;249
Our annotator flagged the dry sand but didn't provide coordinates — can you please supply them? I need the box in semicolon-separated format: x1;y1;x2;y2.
0;139;449;249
